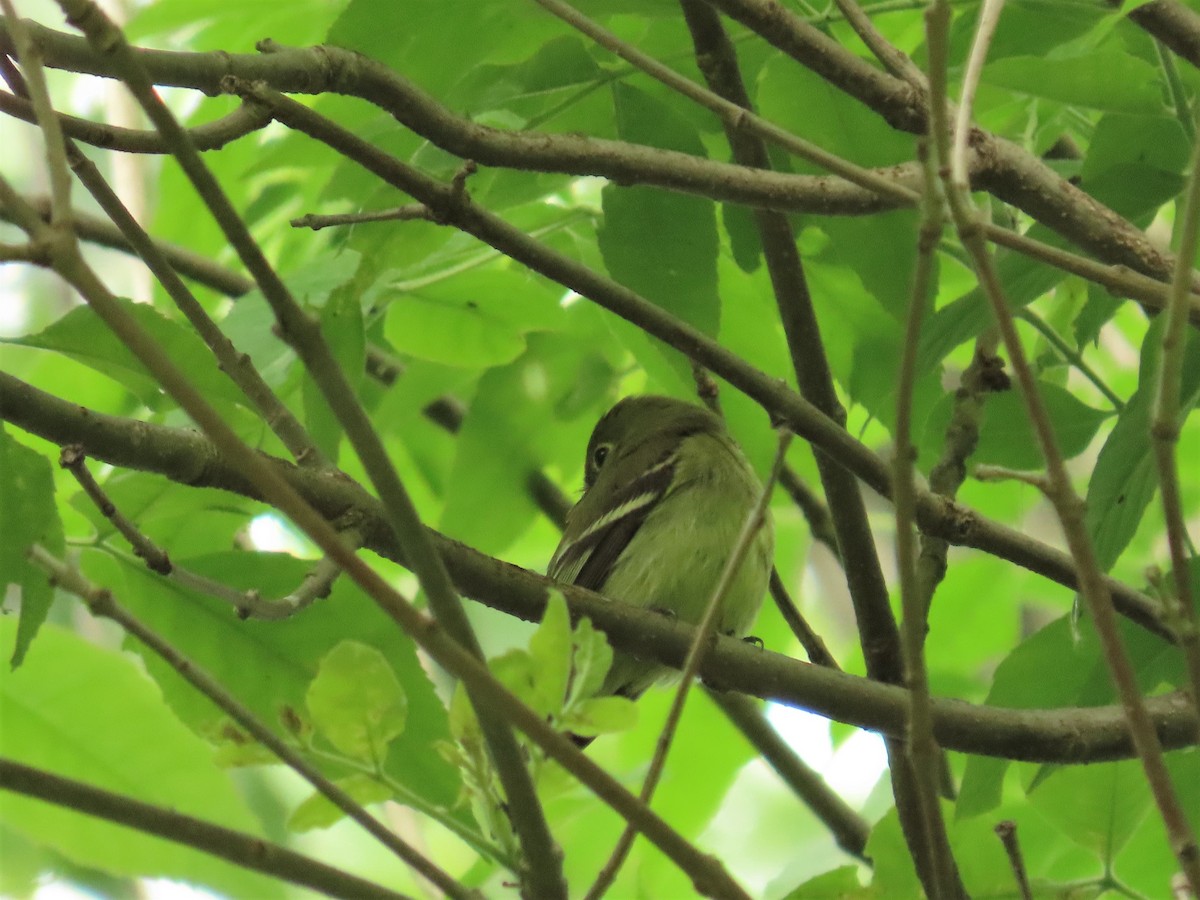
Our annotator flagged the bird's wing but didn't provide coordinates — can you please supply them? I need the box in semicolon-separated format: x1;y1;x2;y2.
548;452;676;591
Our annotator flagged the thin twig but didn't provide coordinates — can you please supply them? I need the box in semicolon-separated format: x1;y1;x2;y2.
832;0;928;86
950;0;1005;185
778;465;842;563
977;461;1051;489
0;757;415;900
708;689;869;860
59;445;171;574
0;2;71;223
583;429;790;900
915;336;1004;605
25;545;481;900
0;239;40;260
980;222;1200;323
1151;109;1200;716
892;119;961;895
292;204;435;230
769;568;840;669
1015;308;1124;411
994;821;1034;900
0;88;271;151
691;364;723;415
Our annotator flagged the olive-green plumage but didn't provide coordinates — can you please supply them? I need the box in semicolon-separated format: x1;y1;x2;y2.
548;395;773;700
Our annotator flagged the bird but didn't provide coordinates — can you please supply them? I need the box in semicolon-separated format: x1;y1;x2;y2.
547;395;774;707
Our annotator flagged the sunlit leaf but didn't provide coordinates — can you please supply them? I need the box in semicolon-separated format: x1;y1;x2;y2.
306;640;408;762
0;427;62;667
0;618;279;897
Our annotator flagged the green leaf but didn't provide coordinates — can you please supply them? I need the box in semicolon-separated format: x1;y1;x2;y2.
1075;284;1122;349
0;824;43;897
1111;749;1200;895
488;648;540;712
451;35;603;118
757;53;913;170
3;297;243;410
0;427;63;667
804;257;930;427
821;210;925;325
958;613;1180;819
598;82;720;376
130;0;337;51
567;613;615;706
380;273;535;368
1082;115;1189;182
528;592;572;717
1086;325;1200;571
306;640;408;762
439;334;613;554
88;551;461;814
946;0;1106;64
561;695;637;739
722;201;762;274
1029;760;1150;861
981;53;1163;114
328;0;554;96
917;242;1066;376
287;773;393;832
781;864;873;899
864;807;923;896
447;681;481;745
957;616;1096;818
302;276;366;461
0;618;279;897
68;471;255;560
921;380;1109;471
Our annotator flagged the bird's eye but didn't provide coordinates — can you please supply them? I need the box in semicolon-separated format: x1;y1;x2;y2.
591;444;611;470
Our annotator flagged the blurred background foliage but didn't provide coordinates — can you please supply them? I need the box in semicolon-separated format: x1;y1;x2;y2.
2;0;1200;897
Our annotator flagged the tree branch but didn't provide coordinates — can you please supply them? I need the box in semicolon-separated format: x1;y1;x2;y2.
4;13;1195;312
1123;0;1200;71
0;757;414;900
704;0;1199;290
708;689;869;860
0;88;271;152
3;373;1196;764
